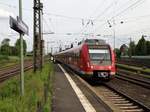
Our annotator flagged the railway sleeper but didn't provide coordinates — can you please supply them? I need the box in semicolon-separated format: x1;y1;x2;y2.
119;106;139;109
113;100;130;104
107;96;123;99
110;98;127;101
115;103;134;106
121;109;144;112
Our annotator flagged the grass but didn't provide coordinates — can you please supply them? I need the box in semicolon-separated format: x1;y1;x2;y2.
0;62;54;112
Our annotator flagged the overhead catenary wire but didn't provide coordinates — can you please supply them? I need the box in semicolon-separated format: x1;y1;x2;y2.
79;0;140;35
78;1;114;35
48;18;55;32
88;0;107;19
94;0;145;22
1;1;149;40
93;0;147;33
43;17;52;33
0;2;17;8
94;0;134;21
77;0;111;35
85;0;130;33
0;2;91;21
110;0;146;20
94;13;150;33
93;1;115;21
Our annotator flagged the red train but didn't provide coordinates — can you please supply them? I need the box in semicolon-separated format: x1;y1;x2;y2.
54;39;116;80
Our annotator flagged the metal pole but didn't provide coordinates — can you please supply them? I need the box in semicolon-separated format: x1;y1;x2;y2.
19;0;24;96
33;0;37;72
50;47;52;53
113;18;116;51
129;37;132;58
47;42;50;55
38;1;42;70
41;7;44;67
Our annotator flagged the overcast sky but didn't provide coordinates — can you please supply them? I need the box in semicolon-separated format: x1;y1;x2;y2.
0;0;150;52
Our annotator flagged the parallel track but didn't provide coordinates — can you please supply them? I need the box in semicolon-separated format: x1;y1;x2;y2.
116;72;150;89
0;64;33;83
0;59;49;83
0;59;32;71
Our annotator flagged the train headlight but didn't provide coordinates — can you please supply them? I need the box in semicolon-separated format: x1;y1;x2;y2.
110;72;115;75
91;65;93;69
108;66;111;69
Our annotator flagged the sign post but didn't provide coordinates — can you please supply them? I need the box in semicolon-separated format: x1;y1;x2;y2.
9;0;28;96
19;0;24;96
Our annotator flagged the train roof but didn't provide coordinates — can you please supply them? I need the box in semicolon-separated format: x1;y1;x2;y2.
54;44;83;55
84;39;106;45
54;39;109;55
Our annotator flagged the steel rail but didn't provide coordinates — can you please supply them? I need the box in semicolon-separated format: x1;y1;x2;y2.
0;65;33;83
104;83;150;112
116;71;150;89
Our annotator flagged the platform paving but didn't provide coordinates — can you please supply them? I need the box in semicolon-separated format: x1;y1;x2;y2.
52;64;85;112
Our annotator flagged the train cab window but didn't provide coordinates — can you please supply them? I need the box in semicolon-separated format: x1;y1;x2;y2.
89;49;111;65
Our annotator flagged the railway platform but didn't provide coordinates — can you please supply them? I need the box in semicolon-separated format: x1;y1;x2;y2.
52;64;111;112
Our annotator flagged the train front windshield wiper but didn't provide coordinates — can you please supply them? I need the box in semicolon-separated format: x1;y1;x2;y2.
99;53;107;63
99;57;105;63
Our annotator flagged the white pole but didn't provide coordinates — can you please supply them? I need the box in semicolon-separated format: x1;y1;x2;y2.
19;0;24;96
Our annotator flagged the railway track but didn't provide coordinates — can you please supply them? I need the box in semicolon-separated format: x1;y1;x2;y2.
0;59;32;72
0;58;50;83
103;83;150;112
116;72;150;89
76;75;150;112
0;64;33;83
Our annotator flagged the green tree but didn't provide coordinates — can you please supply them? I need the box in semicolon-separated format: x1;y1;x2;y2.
15;38;27;56
9;46;17;56
0;38;11;56
115;48;121;59
146;41;150;55
129;41;136;56
0;44;10;55
1;38;10;46
135;36;147;55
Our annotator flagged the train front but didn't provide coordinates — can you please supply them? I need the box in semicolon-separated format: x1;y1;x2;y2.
84;39;116;80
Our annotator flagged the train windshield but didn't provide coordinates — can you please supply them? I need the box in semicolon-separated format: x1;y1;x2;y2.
89;49;111;65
